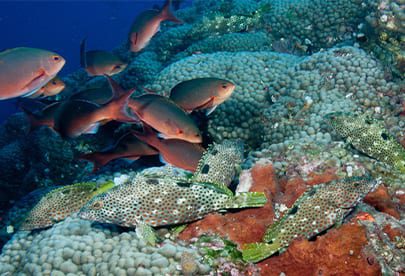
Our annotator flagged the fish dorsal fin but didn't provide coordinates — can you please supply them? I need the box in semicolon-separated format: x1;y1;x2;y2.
186;180;234;197
80;38;88;68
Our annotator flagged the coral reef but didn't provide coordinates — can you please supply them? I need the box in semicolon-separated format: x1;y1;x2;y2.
0;217;211;275
0;0;404;274
257;221;381;275
363;0;405;77
150;46;403;152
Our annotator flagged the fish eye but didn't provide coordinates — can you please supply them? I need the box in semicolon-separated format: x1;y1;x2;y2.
114;65;121;69
221;84;228;89
52;55;61;61
91;201;103;210
52;81;57;85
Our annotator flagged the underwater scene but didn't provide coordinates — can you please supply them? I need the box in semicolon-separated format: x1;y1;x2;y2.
0;0;404;275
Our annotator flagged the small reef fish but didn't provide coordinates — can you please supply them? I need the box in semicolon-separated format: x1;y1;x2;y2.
128;94;202;143
54;77;137;138
79;175;267;228
192;139;244;188
80;39;127;76
133;125;205;172
325;112;405;173
80;133;158;171
70;85;115;105
169;78;236;114
0;47;65;99
21;101;62;131
242;176;378;263
20;181;114;231
29;76;65;98
128;0;183;52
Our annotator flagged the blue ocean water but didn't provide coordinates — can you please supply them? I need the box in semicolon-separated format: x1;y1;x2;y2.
0;0;191;122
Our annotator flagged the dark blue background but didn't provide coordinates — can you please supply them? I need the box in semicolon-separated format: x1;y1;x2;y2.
0;0;191;121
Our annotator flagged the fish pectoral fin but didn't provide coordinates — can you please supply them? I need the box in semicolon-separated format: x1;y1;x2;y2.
22;69;49;97
136;221;157;246
157;133;168;139
83;123;100;134
226;192;267;208
241;242;281;263
131;32;138;46
159;154;169;165
169;224;188;237
205;105;218;116
193;97;215;111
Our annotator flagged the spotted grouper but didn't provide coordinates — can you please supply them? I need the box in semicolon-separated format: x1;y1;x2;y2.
20;181;114;231
192;139;244;189
325;112;405;173
79;174;266;228
242;176;378;263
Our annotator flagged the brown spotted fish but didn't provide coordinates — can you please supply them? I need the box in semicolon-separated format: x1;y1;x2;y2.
325;112;405;173
242;176;378;263
79;174;266;228
20;181;114;231
0;47;65;99
191;139;243;188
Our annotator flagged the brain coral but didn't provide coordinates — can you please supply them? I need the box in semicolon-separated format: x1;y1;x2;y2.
150;46;403;150
0;217;210;275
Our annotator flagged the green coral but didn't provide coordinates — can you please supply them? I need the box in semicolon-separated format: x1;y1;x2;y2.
188;3;271;40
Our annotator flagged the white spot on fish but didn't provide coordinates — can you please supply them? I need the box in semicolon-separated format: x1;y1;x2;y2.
314;206;321;210
177;198;186;204
154;198;162;204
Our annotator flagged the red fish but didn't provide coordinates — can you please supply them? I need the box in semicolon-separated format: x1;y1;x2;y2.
128;0;183;52
80;133;158;172
0;47;65;99
80;39;127;76
20;101;62;132
70;85;115;105
54;77;137;138
169;78;235;114
133;125;205;172
128;94;202;143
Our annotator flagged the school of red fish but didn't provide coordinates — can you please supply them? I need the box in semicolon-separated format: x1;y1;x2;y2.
0;0;236;172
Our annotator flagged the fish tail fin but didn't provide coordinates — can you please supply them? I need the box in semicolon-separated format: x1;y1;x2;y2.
79;153;108;172
160;0;183;23
132;125;160;146
80;38;87;68
20;106;42;133
241;242;280;263
102;76;139;123
226;192;267;209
